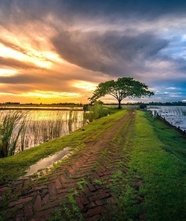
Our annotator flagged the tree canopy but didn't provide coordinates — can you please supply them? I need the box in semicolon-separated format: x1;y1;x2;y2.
89;77;154;109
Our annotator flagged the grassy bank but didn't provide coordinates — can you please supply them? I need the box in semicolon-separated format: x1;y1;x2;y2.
0;109;125;184
110;110;186;220
0;109;186;220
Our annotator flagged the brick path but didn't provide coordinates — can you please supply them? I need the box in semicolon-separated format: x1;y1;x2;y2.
0;110;136;221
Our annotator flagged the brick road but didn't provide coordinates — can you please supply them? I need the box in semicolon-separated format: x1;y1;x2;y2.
0;110;138;221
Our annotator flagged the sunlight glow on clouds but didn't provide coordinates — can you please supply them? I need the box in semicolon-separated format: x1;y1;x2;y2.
0;69;17;76
21;91;81;99
0;0;186;103
0;42;53;69
0;43;25;60
72;81;97;91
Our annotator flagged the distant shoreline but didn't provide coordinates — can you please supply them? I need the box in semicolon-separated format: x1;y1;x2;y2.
0;107;83;111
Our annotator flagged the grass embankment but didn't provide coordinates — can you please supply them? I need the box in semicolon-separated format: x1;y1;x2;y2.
110;110;186;221
0;109;186;220
0;109;125;184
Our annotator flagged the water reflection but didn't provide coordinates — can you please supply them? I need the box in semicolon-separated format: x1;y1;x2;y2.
0;110;84;154
25;147;71;176
147;106;186;131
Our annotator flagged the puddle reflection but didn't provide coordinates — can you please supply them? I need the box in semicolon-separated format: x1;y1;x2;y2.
25;147;71;176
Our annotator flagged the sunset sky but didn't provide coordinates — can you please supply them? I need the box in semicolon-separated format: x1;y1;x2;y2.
0;0;186;104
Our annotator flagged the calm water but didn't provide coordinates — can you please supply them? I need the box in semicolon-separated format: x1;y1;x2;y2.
147;106;186;132
0;109;85;154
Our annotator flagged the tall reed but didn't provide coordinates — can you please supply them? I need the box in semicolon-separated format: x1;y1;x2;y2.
0;110;84;156
27;111;64;146
0;110;27;157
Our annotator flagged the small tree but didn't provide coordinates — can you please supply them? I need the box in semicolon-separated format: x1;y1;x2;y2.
89;77;154;109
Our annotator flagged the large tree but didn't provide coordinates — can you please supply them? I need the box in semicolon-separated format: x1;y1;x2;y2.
89;77;154;109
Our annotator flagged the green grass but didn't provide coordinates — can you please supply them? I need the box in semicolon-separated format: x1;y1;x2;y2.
110;110;186;221
0;109;126;184
133;111;185;220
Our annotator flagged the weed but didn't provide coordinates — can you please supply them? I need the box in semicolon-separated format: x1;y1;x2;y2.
49;187;84;221
67;188;84;221
77;179;88;191
48;209;65;221
93;179;102;185
0;212;7;221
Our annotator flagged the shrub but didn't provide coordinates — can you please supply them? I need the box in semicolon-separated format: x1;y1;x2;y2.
84;102;110;122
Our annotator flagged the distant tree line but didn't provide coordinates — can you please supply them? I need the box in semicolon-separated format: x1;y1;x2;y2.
0;102;83;106
147;101;186;106
103;101;186;106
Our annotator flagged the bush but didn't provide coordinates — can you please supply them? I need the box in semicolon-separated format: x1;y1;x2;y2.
84;103;110;122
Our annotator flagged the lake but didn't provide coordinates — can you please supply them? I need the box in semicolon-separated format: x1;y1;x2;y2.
147;106;186;132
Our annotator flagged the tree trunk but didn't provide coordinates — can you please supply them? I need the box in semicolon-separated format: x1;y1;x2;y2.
118;100;122;109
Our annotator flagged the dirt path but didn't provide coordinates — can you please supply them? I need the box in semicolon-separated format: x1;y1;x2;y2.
0;110;136;221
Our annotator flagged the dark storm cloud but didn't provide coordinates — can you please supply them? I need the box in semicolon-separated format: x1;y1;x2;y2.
52;30;169;77
56;0;186;23
1;0;186;26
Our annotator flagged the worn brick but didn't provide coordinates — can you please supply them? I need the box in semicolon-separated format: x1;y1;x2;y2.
0;186;8;194
43;198;62;209
15;183;23;192
24;201;33;220
80;197;89;205
55;179;62;189
34;208;54;220
40;188;48;199
97;171;104;177
92;172;101;180
87;202;96;209
99;191;111;199
34;185;47;191
95;199;105;206
42;194;49;204
60;175;67;184
15;209;24;221
87;184;96;192
14;203;24;210
84;206;103;217
9;197;33;207
89;194;99;202
48;182;56;196
77;201;86;211
86;214;102;221
34;195;42;211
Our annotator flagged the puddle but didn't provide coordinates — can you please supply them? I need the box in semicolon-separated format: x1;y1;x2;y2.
25;147;71;176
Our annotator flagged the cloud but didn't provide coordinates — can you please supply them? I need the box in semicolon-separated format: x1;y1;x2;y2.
0;57;43;70
52;30;169;78
0;0;186;103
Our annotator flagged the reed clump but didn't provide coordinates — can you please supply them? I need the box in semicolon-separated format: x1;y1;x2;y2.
0;110;27;157
0;110;84;158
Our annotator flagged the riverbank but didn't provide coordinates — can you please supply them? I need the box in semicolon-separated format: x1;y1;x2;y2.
0;110;186;220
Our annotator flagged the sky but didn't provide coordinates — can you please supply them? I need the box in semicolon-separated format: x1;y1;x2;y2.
0;0;186;104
